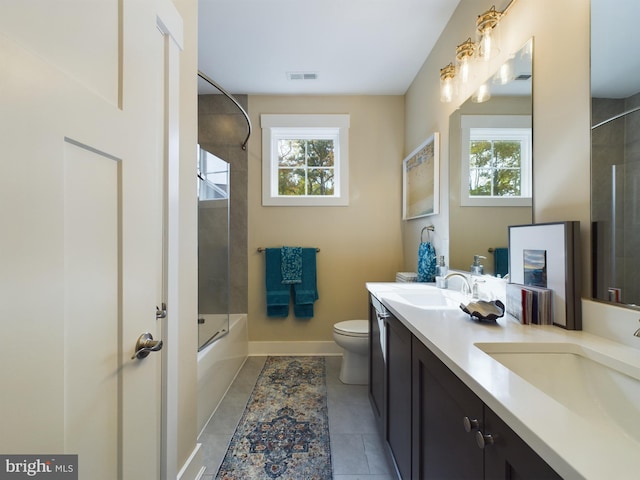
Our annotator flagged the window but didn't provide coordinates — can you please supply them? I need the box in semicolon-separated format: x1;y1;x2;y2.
261;114;350;206
197;145;229;200
461;115;532;207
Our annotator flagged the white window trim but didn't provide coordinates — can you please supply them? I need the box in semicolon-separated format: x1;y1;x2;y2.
460;115;532;207
261;114;350;206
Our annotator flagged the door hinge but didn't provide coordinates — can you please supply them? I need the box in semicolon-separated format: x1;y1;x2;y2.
156;303;167;319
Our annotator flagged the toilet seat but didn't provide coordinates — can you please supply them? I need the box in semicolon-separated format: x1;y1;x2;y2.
334;320;368;337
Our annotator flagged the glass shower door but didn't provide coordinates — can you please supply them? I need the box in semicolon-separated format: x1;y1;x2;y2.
197;146;230;350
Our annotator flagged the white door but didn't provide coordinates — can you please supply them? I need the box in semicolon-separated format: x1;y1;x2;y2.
0;1;183;478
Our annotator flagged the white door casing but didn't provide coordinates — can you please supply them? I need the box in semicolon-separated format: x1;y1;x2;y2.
0;1;183;478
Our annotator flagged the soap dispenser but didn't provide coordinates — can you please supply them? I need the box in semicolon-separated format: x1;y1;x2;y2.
470;255;486;275
436;255;448;277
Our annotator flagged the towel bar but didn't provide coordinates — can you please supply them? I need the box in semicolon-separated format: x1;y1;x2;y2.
257;247;320;253
421;225;435;242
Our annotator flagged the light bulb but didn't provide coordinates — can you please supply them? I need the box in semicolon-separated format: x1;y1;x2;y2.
493;58;515;85
456;38;476;85
440;63;456;103
472;83;491;103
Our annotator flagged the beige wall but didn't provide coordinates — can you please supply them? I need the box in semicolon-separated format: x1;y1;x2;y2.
247;96;405;341
403;0;591;294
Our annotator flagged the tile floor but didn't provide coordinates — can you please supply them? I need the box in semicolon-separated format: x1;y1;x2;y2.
198;356;397;480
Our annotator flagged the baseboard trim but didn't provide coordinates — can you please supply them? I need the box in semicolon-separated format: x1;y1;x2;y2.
177;443;205;480
249;340;343;356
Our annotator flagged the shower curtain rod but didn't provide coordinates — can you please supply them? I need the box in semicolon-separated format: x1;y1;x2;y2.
592;105;640;130
198;70;252;150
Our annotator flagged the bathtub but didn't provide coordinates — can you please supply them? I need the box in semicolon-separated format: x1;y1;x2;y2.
197;313;248;435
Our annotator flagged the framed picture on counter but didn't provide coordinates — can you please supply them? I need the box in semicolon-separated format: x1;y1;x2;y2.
508;221;581;330
402;132;439;220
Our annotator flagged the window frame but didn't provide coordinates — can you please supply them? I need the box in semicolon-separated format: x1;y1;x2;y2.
460;115;532;207
261;114;350;206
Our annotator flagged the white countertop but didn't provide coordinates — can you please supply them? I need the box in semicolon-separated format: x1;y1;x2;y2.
366;281;640;480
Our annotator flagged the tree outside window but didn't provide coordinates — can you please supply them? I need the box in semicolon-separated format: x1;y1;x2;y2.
277;139;335;196
460;115;532;207
469;139;523;197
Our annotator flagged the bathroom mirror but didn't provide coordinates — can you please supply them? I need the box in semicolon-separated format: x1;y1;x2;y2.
591;0;640;308
449;39;533;275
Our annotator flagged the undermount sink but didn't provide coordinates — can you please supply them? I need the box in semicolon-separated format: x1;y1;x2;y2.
392;287;463;309
475;342;640;443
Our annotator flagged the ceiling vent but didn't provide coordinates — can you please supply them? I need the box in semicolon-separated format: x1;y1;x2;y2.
287;71;318;81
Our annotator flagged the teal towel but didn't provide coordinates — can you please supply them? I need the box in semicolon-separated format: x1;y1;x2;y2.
281;246;303;284
494;247;509;278
417;242;437;282
265;248;289;317
293;248;319;318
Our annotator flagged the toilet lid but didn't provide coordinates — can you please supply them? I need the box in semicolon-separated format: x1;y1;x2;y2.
334;320;369;336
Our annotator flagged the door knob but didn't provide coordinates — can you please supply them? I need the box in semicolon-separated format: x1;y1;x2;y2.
131;332;163;360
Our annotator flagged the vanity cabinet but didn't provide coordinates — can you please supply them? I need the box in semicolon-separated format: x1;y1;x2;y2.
411;337;561;480
483;407;561;479
368;301;385;426
368;296;412;479
386;311;412;480
368;294;560;480
412;336;483;479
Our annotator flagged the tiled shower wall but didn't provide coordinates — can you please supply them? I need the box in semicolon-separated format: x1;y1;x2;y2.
198;94;248;314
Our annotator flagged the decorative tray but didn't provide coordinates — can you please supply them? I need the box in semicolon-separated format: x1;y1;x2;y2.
459;300;505;323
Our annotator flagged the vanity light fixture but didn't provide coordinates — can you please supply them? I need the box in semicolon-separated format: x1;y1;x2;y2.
493;57;515;85
476;5;503;61
472;82;491;103
456;38;476;85
440;63;456;103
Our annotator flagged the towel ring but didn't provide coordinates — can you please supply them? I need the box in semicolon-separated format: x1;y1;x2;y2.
421;225;435;243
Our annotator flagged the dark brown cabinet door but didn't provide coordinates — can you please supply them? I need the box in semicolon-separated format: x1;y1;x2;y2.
412;337;484;480
483;407;562;480
386;313;412;479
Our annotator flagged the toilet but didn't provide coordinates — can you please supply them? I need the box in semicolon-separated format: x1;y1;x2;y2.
333;320;369;385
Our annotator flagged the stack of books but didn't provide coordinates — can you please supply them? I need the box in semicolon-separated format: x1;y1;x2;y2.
396;272;418;282
506;283;552;325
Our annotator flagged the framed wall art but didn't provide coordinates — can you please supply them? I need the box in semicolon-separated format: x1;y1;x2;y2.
508;221;581;330
402;132;439;220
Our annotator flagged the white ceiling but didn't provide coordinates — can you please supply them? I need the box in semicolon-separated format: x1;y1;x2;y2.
198;0;640;100
197;0;462;96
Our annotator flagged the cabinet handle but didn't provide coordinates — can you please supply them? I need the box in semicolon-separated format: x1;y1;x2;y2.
475;431;495;449
463;416;480;432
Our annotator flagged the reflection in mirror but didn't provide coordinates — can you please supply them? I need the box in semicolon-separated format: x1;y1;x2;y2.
591;0;640;307
197;146;230;351
449;39;533;276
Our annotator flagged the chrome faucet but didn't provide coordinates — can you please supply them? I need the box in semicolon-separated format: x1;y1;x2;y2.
444;272;473;297
634;319;640;338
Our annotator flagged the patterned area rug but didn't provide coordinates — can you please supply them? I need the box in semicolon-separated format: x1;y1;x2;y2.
215;356;333;480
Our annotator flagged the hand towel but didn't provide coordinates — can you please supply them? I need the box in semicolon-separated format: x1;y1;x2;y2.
265;248;290;317
281;246;303;284
417;241;437;282
494;247;509;278
293;248;319;318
